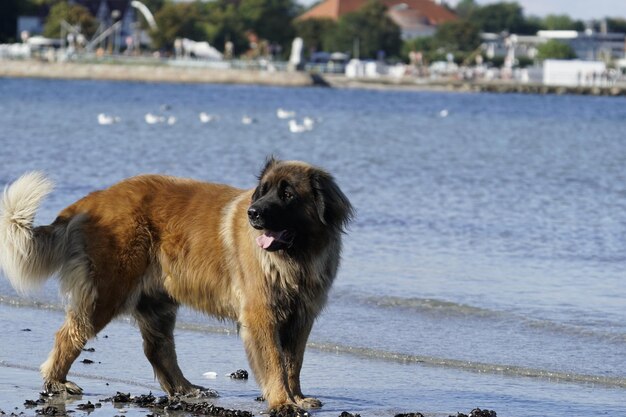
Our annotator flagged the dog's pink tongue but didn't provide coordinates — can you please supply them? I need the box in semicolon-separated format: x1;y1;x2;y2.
256;233;275;249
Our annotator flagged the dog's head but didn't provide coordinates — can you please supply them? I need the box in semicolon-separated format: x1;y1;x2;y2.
248;157;353;252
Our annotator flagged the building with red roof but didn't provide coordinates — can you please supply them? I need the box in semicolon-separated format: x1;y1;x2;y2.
297;0;457;39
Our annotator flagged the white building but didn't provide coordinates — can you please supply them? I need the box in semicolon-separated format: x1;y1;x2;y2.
543;60;607;86
481;30;626;63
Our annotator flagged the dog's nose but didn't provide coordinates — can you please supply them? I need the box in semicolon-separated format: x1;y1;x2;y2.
248;207;261;221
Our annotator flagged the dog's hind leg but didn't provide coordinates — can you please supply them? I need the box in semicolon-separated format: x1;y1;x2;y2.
41;309;93;395
133;292;203;396
40;243;97;396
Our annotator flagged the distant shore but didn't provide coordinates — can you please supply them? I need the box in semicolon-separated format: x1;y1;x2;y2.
1;59;626;96
0;59;318;87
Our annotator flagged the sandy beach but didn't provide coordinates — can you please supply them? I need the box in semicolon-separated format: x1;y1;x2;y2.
0;301;453;417
0;301;287;417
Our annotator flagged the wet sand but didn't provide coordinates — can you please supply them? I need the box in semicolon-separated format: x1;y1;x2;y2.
0;303;266;417
0;301;502;417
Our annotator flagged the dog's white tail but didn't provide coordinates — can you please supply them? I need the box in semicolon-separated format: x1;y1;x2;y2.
0;172;62;293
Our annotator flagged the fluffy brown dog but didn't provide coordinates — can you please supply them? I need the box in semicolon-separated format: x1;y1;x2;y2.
0;158;353;410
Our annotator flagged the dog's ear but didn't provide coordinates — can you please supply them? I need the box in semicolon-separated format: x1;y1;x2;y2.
257;156;278;181
311;170;354;231
253;156;278;201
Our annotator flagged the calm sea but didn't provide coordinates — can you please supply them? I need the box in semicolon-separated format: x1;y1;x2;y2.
0;77;625;416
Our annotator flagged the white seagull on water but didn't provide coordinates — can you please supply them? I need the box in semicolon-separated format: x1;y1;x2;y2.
199;112;218;123
277;108;296;119
289;118;314;133
145;113;165;124
97;113;120;125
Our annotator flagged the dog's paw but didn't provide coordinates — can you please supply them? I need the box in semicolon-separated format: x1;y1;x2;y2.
177;384;219;398
64;380;83;395
268;403;309;417
296;397;323;409
43;380;83;396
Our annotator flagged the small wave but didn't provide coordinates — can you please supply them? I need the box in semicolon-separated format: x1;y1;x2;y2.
4;295;626;389
0;296;239;335
365;295;498;318
360;295;626;343
307;342;626;389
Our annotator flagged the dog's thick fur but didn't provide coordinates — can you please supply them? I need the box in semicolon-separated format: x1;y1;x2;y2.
0;158;353;410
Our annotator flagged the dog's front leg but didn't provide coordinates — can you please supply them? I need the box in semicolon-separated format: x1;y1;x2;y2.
239;304;296;409
280;316;322;409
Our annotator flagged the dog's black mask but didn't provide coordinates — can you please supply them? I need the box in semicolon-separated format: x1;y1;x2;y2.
248;178;299;251
249;158;354;253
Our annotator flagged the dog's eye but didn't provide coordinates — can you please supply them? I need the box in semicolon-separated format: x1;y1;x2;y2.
282;190;294;201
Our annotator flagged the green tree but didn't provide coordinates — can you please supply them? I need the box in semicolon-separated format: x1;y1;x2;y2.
202;1;248;55
150;2;208;50
455;0;478;19
607;18;626;34
402;36;443;63
542;14;584;31
434;19;480;52
470;2;535;34
43;2;98;39
238;0;298;48
327;0;401;59
140;0;166;14
294;18;337;54
536;39;576;60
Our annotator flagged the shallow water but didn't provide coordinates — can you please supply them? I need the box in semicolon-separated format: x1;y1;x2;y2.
1;78;625;416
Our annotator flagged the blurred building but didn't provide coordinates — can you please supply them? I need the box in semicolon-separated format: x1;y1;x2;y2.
297;0;457;39
482;30;626;62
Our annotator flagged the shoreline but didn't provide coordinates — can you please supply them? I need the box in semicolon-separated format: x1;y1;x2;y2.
2;59;626;96
0;59;318;87
0;302;487;417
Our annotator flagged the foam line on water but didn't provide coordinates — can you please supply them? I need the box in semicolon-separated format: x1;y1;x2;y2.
4;296;626;389
359;294;626;343
306;342;626;389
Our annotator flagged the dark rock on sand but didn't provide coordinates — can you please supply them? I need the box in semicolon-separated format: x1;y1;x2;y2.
101;392;253;417
24;399;45;408
268;405;309;417
80;359;94;364
21;329;31;332
131;392;156;405
162;399;253;416
255;396;265;402
395;413;424;417
102;392;132;403
76;401;101;410
451;408;497;417
339;412;361;417
469;408;496;417
229;369;249;380
82;348;95;352
36;406;63;416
